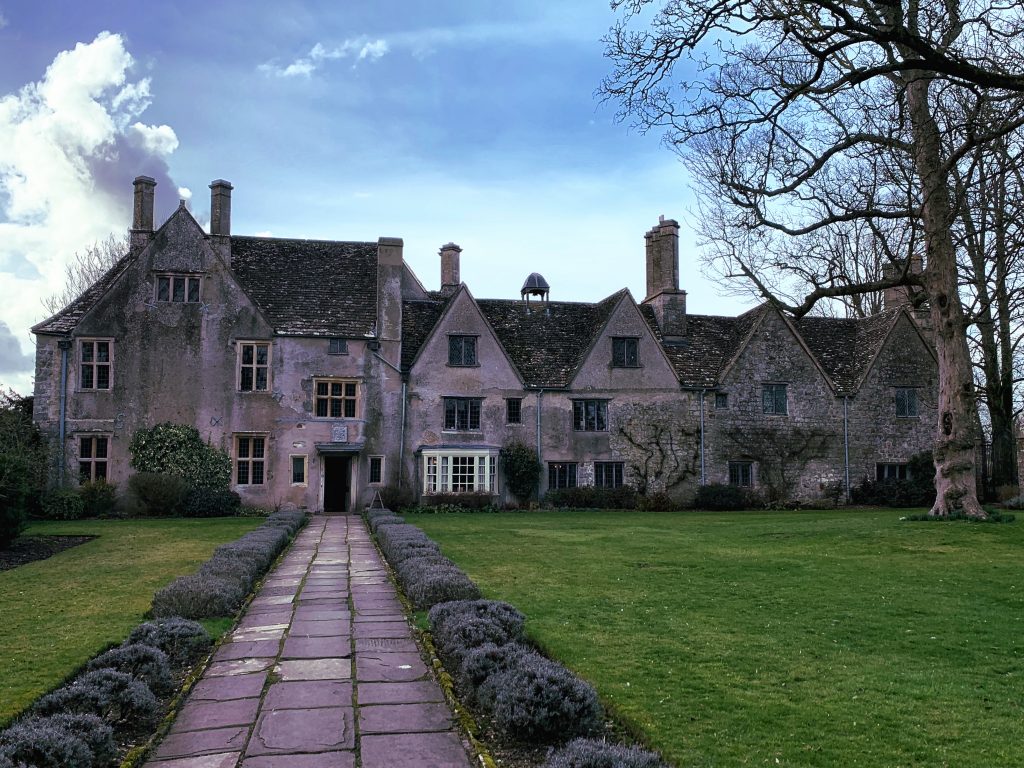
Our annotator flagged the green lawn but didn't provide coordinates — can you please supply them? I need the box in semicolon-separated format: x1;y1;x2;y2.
0;518;260;724
410;509;1024;767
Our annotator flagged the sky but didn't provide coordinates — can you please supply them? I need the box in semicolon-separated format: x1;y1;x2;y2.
0;0;753;394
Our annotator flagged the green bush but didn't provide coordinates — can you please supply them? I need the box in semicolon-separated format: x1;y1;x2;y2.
501;440;542;503
693;483;751;511
417;493;498;511
78;481;117;518
41;489;87;520
124;473;190;517
128;423;231;489
852;452;936;508
182;487;242;518
0;391;47;547
546;486;639;510
377;486;416;511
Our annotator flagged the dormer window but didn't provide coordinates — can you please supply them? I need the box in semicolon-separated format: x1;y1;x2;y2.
156;274;201;303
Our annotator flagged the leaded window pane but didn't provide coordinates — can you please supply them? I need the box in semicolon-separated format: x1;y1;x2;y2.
187;278;200;302
172;278;185;302
157;277;170;301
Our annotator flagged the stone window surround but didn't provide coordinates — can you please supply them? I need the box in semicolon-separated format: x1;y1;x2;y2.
443;397;483;431
572;399;609;432
369;455;384;485
237;340;272;392
235;434;268;486
505;397;523;425
154;272;202;303
422;450;496;494
77;433;111;484
313;378;359;419
895;387;919;418
611;336;640;368
290;454;308;486
447;334;479;367
78;338;114;392
729;460;754;487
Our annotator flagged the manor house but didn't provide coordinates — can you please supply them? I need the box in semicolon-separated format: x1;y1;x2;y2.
31;177;938;511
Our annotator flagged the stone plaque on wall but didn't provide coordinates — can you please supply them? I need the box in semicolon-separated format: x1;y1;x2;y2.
331;424;349;443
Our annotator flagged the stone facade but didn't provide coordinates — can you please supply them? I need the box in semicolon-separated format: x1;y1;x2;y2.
31;178;938;510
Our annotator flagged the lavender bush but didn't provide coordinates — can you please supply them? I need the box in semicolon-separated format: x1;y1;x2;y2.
33;669;158;729
85;643;173;695
151;572;247;619
428;599;525;639
543;738;667;768
127;618;211;665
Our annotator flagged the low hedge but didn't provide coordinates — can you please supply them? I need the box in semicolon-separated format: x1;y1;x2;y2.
544;738;667;768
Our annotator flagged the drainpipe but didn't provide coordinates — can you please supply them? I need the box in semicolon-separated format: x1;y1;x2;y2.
699;389;706;486
843;395;851;503
536;389;544;500
57;339;72;487
398;377;408;487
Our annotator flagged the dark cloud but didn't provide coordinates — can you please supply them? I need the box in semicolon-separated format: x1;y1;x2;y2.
85;133;182;225
0;320;33;374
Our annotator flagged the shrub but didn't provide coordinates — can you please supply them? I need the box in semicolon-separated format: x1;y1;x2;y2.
428;599;526;640
546;486;638;510
693;483;750;511
264;508;307;533
85;643;173;695
385;539;443;565
125;472;190;516
33;669;158;729
403;564;481;610
377;486;416;512
0;391;47;548
393;554;456;588
418;493;497;511
78;481;117;518
0;714;102;768
151;572;248;619
458;642;537;708
501;440;543;503
40;488;86;520
128;423;231;489
182;487;242;518
636;491;677;512
851;450;936;508
127;618;211;665
491;655;603;743
369;515;406;534
433;616;515;667
544;738;667;768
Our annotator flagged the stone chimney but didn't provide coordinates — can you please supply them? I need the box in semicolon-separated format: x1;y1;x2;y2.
439;243;462;296
642;216;687;338
209;180;233;237
881;255;923;311
376;238;404;365
130;176;156;253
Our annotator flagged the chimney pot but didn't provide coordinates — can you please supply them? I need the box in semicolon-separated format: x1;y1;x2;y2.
209;179;233;236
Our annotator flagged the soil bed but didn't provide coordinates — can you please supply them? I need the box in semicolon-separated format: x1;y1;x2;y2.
0;535;95;571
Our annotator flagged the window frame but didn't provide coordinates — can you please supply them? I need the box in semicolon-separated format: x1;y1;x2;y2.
78;434;110;484
715;392;729;410
505;397;523;425
290;454;308;486
443;397;483;431
611;337;640;368
79;338;113;391
876;463;910;481
572;399;609;432
369;455;384;485
314;378;359;419
762;383;788;416
594;461;624;489
237;341;271;392
155;273;202;304
548;461;578;490
728;461;753;487
895;387;919;418
328;338;349;355
235;434;268;486
422;450;497;495
447;335;479;367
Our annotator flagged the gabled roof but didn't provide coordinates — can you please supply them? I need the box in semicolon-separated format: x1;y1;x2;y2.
230;236;378;337
401;297;451;371
794;309;902;394
32;252;135;335
476;292;622;388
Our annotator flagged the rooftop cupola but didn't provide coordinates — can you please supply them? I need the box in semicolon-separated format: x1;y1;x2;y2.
521;272;550;308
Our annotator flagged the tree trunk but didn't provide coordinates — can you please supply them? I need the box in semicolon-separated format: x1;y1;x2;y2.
905;77;987;518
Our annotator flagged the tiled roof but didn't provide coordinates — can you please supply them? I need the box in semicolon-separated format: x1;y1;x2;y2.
401;298;450;371
649;305;765;388
476;292;623;387
230;236;378;337
795;308;902;393
32;253;136;334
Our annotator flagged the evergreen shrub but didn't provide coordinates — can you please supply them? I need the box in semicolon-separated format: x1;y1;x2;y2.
128;423;231;489
78;481;117;517
40;489;86;520
458;642;538;708
545;486;638;510
428;599;525;640
127;618;211;665
403;564;480;610
33;669;158;728
151;572;248;619
182;487;242;518
125;472;190;516
501;440;542;503
85;643;173;695
0;713;109;768
544;738;667;768
693;483;751;511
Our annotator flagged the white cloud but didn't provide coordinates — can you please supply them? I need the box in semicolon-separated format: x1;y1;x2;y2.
259;37;389;78
0;31;181;393
254;230;273;237
178;186;192;201
0;10;8;29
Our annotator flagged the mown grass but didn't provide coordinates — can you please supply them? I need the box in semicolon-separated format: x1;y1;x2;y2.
0;517;260;725
410;509;1024;767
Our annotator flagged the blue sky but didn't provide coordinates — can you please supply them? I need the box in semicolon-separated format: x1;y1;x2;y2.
0;0;751;393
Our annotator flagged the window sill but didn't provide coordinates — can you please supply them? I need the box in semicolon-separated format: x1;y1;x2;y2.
446;363;481;369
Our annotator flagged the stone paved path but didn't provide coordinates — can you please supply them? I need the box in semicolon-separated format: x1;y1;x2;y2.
143;516;473;768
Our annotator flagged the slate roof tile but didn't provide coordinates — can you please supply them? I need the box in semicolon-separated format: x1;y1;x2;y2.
401;299;450;371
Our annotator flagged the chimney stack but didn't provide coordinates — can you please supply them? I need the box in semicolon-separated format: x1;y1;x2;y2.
130;176;157;254
642;216;687;338
439;242;462;296
209;179;233;236
881;256;923;311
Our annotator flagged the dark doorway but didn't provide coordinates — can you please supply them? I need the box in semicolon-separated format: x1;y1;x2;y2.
323;456;351;513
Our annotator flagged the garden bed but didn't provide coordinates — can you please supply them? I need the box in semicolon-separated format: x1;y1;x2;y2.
0;535;95;571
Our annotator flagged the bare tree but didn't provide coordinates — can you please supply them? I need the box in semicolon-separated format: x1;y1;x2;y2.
602;0;1024;517
42;234;129;317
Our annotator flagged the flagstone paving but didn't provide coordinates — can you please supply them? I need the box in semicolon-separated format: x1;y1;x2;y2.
143;516;473;768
